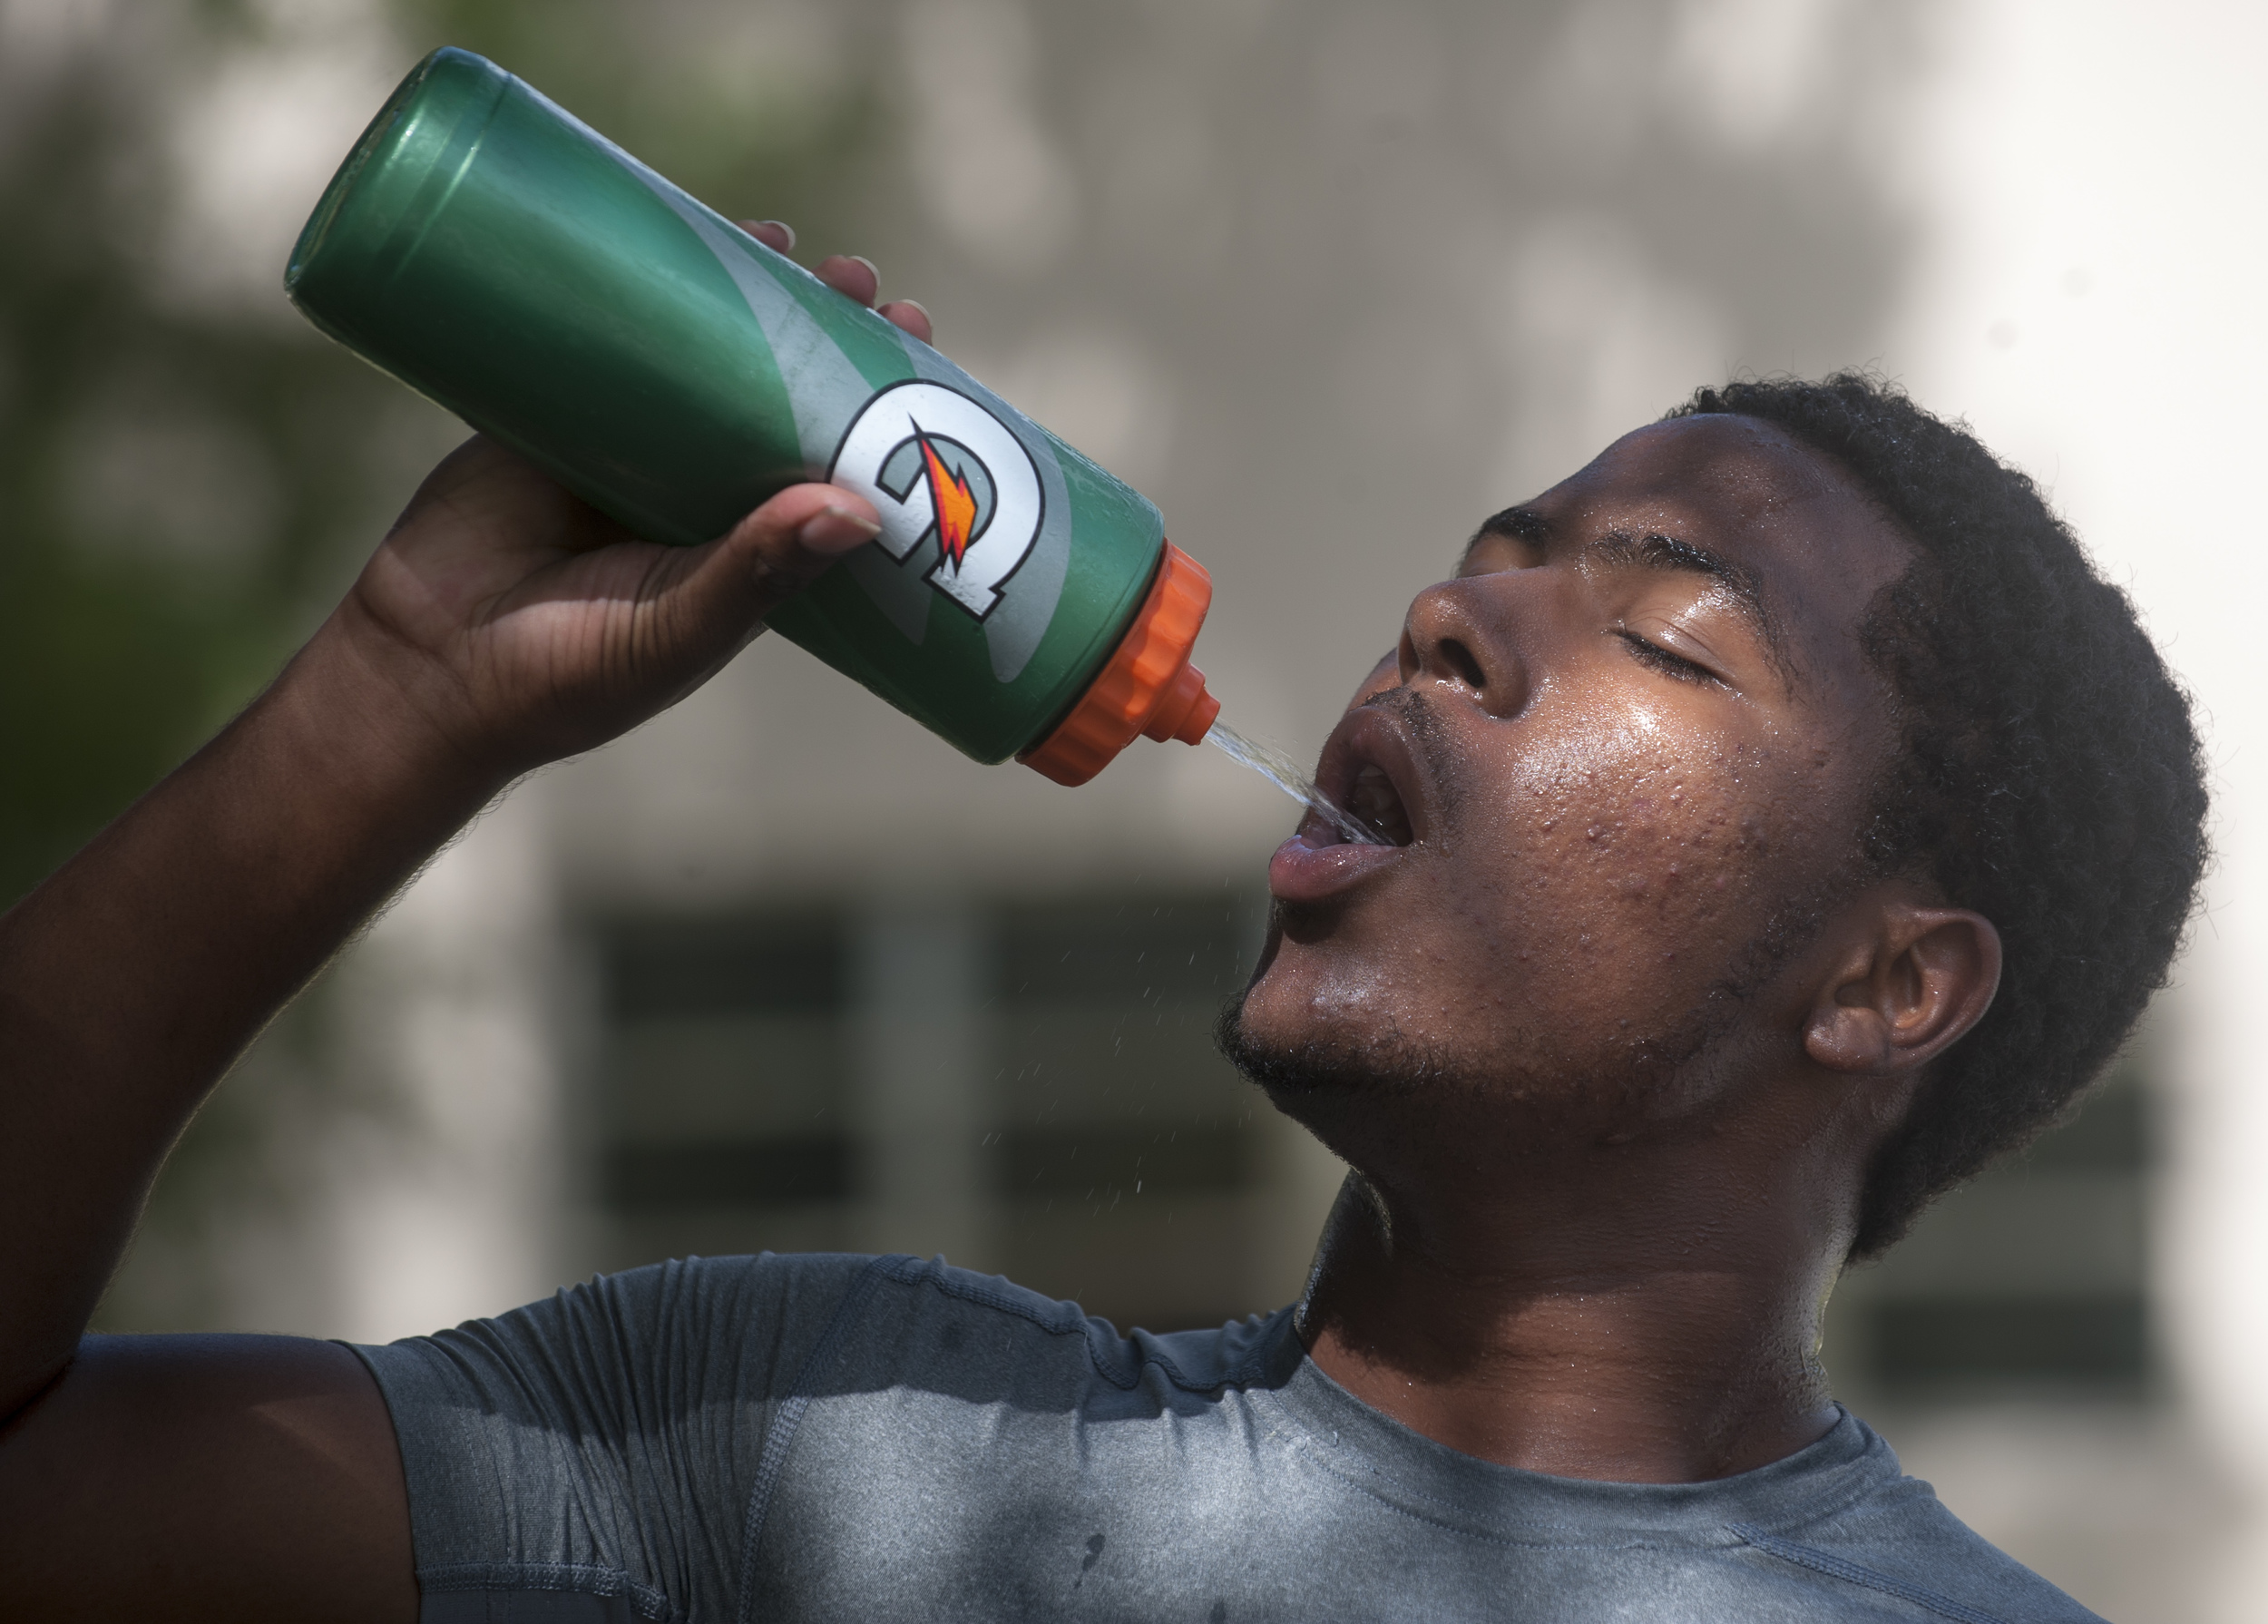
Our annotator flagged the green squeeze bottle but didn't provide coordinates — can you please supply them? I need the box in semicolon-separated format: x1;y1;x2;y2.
285;46;1218;787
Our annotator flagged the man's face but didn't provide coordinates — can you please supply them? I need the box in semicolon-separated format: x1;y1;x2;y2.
1227;414;1918;1155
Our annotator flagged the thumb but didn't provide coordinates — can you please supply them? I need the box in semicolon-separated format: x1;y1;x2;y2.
719;483;885;611
646;483;883;671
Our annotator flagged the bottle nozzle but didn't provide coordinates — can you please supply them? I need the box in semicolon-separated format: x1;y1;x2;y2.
1141;660;1220;746
1018;543;1215;787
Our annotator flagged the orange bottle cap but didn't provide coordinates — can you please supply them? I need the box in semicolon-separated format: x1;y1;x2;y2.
1018;543;1221;788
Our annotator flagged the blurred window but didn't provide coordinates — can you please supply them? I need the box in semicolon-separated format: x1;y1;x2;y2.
987;894;1268;1329
587;892;1276;1331
1834;1061;2155;1397
595;910;856;1262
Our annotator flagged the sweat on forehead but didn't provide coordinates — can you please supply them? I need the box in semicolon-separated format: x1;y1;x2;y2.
1469;414;1915;694
1482;416;1886;540
1593;414;1868;510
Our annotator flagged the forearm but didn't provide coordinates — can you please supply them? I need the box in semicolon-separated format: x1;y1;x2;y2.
0;621;505;1415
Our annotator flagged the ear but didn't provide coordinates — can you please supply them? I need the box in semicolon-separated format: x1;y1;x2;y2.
1803;901;2002;1077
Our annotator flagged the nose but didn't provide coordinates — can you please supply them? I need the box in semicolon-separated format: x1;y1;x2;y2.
1396;577;1531;718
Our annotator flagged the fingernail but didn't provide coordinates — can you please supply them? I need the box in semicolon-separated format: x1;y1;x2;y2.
847;254;879;284
893;298;932;326
798;505;882;553
758;220;796;250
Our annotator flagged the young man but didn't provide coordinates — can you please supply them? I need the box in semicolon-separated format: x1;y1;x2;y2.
0;236;2205;1621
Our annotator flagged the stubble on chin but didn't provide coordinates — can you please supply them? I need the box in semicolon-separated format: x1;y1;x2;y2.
1215;985;1458;1175
1213;962;1758;1179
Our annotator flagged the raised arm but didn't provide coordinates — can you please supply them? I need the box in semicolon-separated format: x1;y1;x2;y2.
0;235;925;1619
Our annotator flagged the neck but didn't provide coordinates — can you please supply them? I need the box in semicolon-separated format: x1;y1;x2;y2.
1296;1137;1847;1483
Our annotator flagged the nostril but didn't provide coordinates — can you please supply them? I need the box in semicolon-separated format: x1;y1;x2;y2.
1439;637;1487;691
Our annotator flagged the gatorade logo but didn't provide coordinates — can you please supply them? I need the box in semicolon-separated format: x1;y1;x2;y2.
827;380;1045;621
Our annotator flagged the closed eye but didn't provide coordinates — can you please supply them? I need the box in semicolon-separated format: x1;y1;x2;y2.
1615;628;1719;685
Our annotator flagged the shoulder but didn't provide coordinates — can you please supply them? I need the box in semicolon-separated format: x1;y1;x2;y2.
829;1254;1297;1413
355;1251;1293;1424
352;1250;884;1413
1745;1416;2109;1624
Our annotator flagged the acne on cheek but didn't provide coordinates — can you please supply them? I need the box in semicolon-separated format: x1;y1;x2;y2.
1534;752;1791;933
1489;724;1811;985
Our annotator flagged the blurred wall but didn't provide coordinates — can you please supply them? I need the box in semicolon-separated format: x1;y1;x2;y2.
9;1;2263;1619
1882;5;2268;1617
547;0;1922;905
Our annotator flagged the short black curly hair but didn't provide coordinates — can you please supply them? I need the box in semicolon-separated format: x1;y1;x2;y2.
1668;374;2209;1259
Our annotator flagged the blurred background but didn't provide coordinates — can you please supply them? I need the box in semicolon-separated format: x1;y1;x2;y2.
3;0;2261;1615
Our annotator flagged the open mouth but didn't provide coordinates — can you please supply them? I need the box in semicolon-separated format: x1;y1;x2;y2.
1307;707;1425;849
1279;712;1415;903
1270;710;1423;903
1337;762;1414;846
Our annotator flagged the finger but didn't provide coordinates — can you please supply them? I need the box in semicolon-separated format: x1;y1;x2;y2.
712;483;883;617
738;219;797;254
877;298;933;344
633;484;884;698
816;253;880;307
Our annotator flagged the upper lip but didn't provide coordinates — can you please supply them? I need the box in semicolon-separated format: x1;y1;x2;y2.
1310;703;1428;848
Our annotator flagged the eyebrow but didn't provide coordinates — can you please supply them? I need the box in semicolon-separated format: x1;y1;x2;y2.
1466;507;1798;686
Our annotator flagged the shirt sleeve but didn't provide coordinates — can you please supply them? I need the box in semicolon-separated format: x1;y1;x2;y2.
348;1251;882;1624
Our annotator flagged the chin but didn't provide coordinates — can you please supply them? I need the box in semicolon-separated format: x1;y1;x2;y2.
1220;964;1725;1186
1221;973;1456;1110
1220;976;1360;1079
1233;915;1417;1045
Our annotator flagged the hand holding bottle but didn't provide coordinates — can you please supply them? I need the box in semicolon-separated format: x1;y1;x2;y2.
286;47;1212;781
321;226;931;788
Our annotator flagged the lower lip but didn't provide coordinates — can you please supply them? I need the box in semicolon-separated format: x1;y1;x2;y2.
1268;833;1403;902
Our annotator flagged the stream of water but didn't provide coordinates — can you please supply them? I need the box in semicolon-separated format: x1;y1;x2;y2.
1204;719;1390;846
